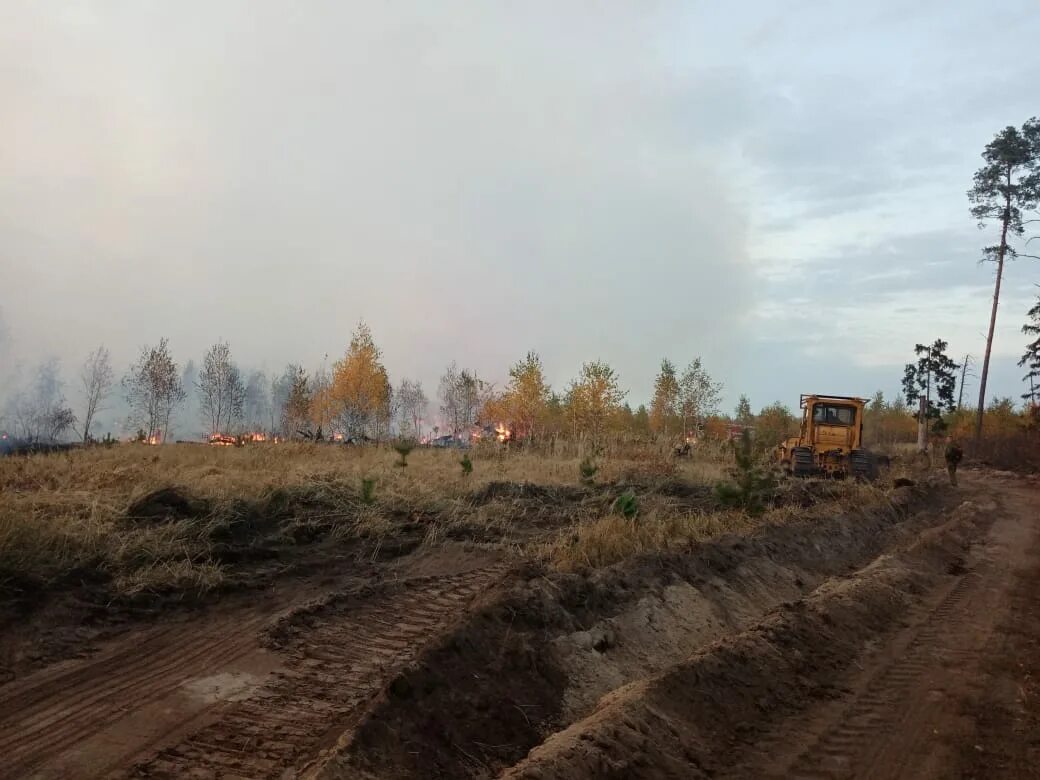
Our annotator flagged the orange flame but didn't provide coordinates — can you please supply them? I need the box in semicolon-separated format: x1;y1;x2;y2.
495;423;511;443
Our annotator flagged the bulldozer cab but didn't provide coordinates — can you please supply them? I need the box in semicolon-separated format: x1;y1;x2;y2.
803;396;864;453
779;395;877;478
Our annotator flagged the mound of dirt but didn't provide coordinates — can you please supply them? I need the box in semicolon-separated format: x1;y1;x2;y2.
124;487;211;524
326;480;951;779
504;503;984;779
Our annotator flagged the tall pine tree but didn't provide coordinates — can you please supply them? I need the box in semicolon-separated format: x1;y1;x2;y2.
968;117;1040;441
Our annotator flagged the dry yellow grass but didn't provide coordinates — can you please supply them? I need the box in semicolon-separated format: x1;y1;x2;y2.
538;480;893;572
0;441;884;602
537;510;750;572
0;442;714;598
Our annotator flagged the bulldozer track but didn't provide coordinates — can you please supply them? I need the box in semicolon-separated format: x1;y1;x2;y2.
0;614;274;779
126;563;509;779
724;481;1039;780
778;572;980;780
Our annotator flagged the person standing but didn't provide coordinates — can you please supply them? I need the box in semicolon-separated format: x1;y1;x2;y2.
944;436;964;486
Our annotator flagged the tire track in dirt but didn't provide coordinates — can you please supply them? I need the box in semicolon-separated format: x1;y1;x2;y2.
125;563;509;780
775;572;981;780
0;623;184;712
731;480;1037;780
0;613;274;778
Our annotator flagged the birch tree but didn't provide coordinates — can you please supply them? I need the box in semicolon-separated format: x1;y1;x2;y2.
649;359;679;436
197;341;245;435
438;363;489;436
330;322;391;439
564;360;626;441
396;379;428;439
677;358;722;439
124;338;185;442
8;359;76;443
79;345;113;442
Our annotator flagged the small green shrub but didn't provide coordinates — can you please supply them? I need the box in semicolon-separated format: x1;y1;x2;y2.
360;477;377;505
612;490;639;519
460;453;473;476
393;439;416;467
715;430;776;513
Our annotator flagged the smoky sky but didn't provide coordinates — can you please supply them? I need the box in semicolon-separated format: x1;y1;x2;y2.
2;1;1039;419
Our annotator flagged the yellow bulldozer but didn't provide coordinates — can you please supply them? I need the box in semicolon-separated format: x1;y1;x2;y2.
776;395;888;479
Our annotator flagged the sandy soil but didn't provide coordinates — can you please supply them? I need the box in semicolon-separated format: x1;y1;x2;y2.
723;473;1040;779
3;472;1036;780
505;472;1040;780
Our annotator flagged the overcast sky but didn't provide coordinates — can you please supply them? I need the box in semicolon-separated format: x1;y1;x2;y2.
2;1;1039;424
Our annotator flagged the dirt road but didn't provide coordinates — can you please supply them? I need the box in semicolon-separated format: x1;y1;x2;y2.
0;555;506;779
732;472;1040;779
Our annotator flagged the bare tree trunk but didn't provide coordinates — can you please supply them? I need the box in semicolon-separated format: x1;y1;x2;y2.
975;174;1012;445
917;395;928;452
82;407;94;444
956;354;970;411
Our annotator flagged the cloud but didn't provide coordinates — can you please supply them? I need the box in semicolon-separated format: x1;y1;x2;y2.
1;0;1037;420
0;2;757;409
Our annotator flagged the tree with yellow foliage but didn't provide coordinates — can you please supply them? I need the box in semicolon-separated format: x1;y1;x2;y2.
330;321;391;439
309;383;335;438
649;359;679;436
565;360;626;441
490;351;551;440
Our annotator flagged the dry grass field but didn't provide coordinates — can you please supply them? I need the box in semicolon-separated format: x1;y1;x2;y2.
0;439;950;780
0;440;888;607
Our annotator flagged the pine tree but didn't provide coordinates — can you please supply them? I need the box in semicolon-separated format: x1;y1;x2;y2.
903;340;960;448
715;430;775;513
1020;295;1040;407
968;117;1040;441
735;395;753;424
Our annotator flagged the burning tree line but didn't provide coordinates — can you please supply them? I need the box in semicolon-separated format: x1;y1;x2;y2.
4;303;1036;448
0;321;731;447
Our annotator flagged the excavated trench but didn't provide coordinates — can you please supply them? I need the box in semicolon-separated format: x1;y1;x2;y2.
317;478;971;779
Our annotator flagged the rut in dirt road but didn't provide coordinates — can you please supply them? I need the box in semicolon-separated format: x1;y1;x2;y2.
126;564;509;780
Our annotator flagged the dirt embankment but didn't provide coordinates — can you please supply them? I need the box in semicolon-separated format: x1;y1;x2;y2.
325;480;958;779
504;499;984;779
